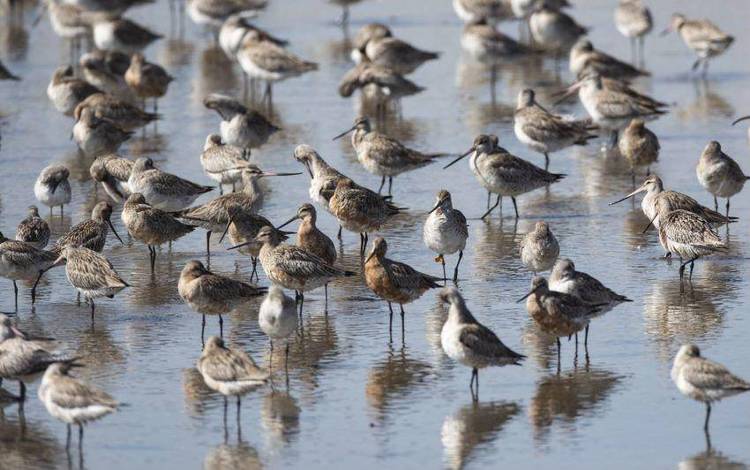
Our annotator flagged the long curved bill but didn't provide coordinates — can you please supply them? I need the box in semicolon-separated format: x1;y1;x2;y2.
218;212;237;244
642;214;658;234
553;80;583;105
276;215;299;230
516;286;540;303
732;115;750;126
609;185;647;206
332;125;356;141
260;171;303;177
228;240;252;250
443;148;473;169
108;220;124;244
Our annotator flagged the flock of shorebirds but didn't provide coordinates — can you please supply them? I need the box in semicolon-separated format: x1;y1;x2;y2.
1;0;750;456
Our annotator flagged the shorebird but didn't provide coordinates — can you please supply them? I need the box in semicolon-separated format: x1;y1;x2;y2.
200;134;250;194
558;73;666;146
0;315;72;403
334;116;446;194
444;134;565;219
50;247;130;321
327;178;404;254
219;15;288;61
520;221;559;274
696;141;748;218
236;35;318;103
220;207;288;281
122;193;195;271
92;17;162;54
15;206;50;250
73;107;134;156
661;14;734;76
518;276;603;368
330;0;364;24
423;190;468;283
79;53;135;104
178;260;266;341
618;118;659;184
276;204;337;308
514;88;597;170
52;201;124;253
549;258;631;345
128;157;214;211
614;0;652;62
89;154;133;202
338;60;424;108
461;17;530;63
124;53;173;110
258;286;296;369
569;39;648;80
186;0;266;29
34;164;72;216
41;0;91;47
364;237;441;338
0;233;57;308
292;144;345;215
529;6;587;58
453;0;513;24
176;165;300;255
656;208;727;291
671;344;750;432
197;336;269;417
38;362;120;450
46;65;100;116
250;226;354;315
439;287;524;400
351;23;439;75
74;92;159;131
204;94;280;149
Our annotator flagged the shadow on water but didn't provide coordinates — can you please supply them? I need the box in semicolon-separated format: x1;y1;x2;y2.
260;390;300;454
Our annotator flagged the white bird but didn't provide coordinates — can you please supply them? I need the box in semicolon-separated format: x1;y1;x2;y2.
34;165;72;217
258;286;297;370
128;157;214;211
423;190;468;282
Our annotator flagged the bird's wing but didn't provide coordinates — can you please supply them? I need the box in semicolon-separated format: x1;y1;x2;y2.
48;375;118;409
459;324;524;361
683;357;750;391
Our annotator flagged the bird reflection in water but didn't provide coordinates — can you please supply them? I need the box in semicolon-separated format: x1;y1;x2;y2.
0;412;63;470
204;438;263;470
365;345;432;424
471;219;520;280
182;367;216;417
260;390;300;454
284;314;339;392
677;80;734;122
528;368;622;444
679;437;747;470
196;46;238;100
441;400;521;470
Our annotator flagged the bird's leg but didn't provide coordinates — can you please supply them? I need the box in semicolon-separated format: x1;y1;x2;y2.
469;368;475;396
726;198;731;219
556;338;561;374
704;403;711;432
201;314;206;347
324;283;329;314
19;382;25;402
512;197;519;219
236;395;241;426
692;58;702;72
31;270;45;304
206;231;212;258
480;195;501;220
219;315;224;338
337;225;343;240
486;191;491;210
13;281;18;311
609;130;618;148
223;396;228;443
298;292;304;318
679;263;686;293
388;177;393;196
439;255;446;283
78;424;84;450
584;324;589;348
90;299;95;323
251;258;258;281
714;195;718;211
285;343;290;373
377;175;385;194
544;152;549;171
453;251;463;283
66;424;71;450
400;304;405;343
387;302;393;341
689;260;695;282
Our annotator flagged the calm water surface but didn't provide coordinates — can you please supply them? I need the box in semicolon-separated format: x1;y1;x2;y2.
1;0;750;468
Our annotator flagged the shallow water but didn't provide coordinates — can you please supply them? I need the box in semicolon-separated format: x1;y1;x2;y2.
1;0;750;468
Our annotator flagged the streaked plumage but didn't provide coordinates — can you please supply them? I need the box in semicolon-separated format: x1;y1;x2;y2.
334;116;445;194
124;53;173;102
47;66;100;116
351;23;439;75
236;36;317;95
80;51;135;103
569;39;647;79
52;201;123;254
519;221;559;274
122;193;195;271
224;208;287;280
423;190;468;282
696;141;748;218
514;89;597;170
38;362;120;449
204;93;280;149
529;6;587;54
34;164;72;216
74;92;159;131
128;157;213;211
444;134;565;219
672;344;750;431
89;154;133;203
73;107;134;156
364;237;441;336
197;336;269;398
92;17;162;54
0;232;58;307
219;15;288;60
199;134;250;191
293;144;346;213
439;287;524;399
664;14;733;74
15;206;50;250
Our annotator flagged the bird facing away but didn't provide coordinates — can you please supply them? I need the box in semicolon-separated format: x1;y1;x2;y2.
89;153;134;203
439;287;524;401
38;362;120;450
529;6;587;56
696;141;748;218
333;116;446;194
34;164;72;217
461;17;530;63
197;336;269;406
514;88;597;170
671;344;750;432
204;93;280;149
92;17;162;54
128;157;214;211
662;14;733;76
618;118;659;184
614;0;652;62
178;260;266;344
74;92;159;131
351;23;439;75
73;107;133;156
122;193;195;271
338;60;425;107
519;221;560;274
568;39;647;80
124;52;173;109
423;190;468;283
47;65;100;116
199;133;250;193
15;206;51;250
364;237;441;339
444;134;565;219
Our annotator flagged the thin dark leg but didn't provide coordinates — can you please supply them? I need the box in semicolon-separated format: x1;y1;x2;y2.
387;302;393;340
453;251;463;283
511;197;519;219
19;382;25;402
337;225;342;240
78;424;83;450
486;191;491;210
388;177;393;196
556;338;561;374
223;396;228;442
714;195;718;211
440;255;446;282
584;324;589;347
251;258;258;281
66;424;71;450
90;299;95;323
284;342;290;373
399;304;405;342
32;270;45;304
679;263;686;293
377;175;385;194
324;283;329;313
689;260;695;281
219;315;224;338
13;281;18;310
544;152;549;171
726;198;730;218
236;396;241;427
480;194;501;220
298;292;304;318
704;403;711;432
201;314;206;346
206;231;212;257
